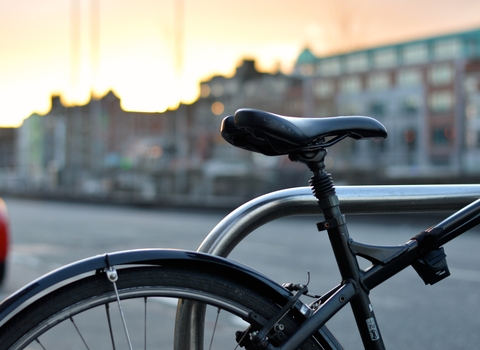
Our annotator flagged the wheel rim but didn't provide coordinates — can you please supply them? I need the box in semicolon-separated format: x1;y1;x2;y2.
11;287;254;349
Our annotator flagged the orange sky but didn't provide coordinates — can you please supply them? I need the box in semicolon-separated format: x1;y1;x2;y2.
1;0;480;127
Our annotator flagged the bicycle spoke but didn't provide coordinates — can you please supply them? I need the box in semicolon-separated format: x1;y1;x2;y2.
107;266;134;350
144;297;147;350
208;307;221;350
35;338;47;350
70;317;90;350
234;326;251;350
105;303;117;350
113;282;133;349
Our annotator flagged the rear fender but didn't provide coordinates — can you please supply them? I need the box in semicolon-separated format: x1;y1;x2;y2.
0;249;292;327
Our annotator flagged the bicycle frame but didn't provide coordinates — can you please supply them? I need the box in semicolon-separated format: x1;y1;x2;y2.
174;184;480;349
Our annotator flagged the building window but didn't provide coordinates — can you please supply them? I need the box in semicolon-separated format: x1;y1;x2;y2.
464;76;478;93
374;48;397;68
368;102;386;116
432;126;455;146
224;81;239;95
211;83;224;97
404;129;417;143
200;84;211;98
403;43;429;64
314;80;334;97
428;64;454;86
432;128;448;145
300;63;314;76
429;91;454;113
340;101;363;115
466;103;478;119
316;103;335;117
340;76;362;94
319;58;342;76
367;72;390;90
401;95;421;115
345;53;369;73
397;68;422;87
434;38;462;60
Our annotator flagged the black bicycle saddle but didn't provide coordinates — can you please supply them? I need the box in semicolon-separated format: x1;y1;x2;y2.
221;108;387;156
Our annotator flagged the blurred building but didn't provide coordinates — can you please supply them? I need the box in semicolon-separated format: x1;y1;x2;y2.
15;92;167;199
10;27;480;204
294;27;480;182
11;59;305;203
194;60;307;199
0;127;17;190
0;128;16;169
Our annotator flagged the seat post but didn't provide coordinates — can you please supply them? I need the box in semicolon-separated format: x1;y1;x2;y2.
289;149;335;202
289;149;387;349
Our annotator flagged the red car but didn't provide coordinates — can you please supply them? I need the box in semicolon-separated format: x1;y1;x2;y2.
0;199;8;285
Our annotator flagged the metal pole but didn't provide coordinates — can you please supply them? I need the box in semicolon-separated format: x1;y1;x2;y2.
198;184;480;257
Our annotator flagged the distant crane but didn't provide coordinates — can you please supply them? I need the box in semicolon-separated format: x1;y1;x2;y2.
90;0;100;97
175;0;184;77
70;0;80;98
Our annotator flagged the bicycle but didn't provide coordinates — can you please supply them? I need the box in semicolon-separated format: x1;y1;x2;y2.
0;108;479;349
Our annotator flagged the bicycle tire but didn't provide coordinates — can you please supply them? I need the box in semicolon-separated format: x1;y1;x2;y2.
0;265;330;349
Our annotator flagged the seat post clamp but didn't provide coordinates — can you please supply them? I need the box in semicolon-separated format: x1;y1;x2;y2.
317;215;346;232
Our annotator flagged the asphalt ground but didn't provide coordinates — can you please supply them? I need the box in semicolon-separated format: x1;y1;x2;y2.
1;197;479;349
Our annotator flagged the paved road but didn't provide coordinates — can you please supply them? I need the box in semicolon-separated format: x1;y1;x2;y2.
1;197;479;349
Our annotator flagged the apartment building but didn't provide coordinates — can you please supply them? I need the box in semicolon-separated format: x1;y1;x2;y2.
12;60;306;200
294;28;480;181
15;92;166;196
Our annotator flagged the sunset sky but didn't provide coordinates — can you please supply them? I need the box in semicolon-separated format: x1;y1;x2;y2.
1;0;480;127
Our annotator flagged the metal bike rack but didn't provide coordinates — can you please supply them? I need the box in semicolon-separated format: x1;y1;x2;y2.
198;185;480;257
175;185;480;349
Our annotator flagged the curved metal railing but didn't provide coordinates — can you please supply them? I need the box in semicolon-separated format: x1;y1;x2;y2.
198;185;480;257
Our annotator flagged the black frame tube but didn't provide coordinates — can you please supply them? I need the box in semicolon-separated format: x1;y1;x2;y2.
433;198;480;246
363;198;480;290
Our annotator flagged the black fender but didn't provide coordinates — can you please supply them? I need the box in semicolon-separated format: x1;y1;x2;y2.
0;249;294;327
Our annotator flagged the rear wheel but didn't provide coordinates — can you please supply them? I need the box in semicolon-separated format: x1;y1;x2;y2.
0;266;332;349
